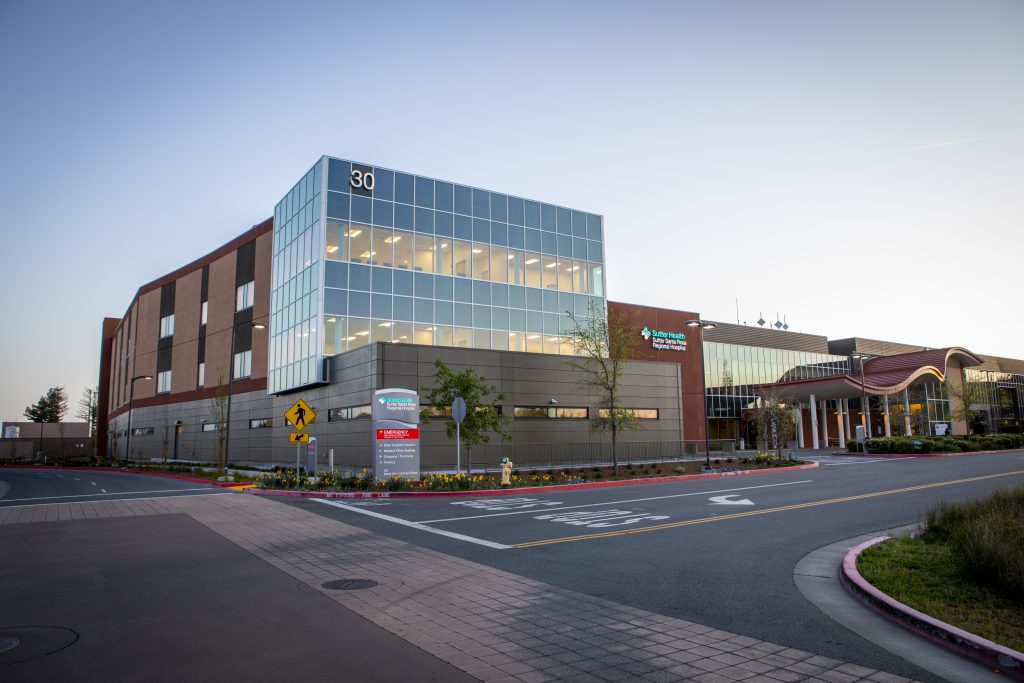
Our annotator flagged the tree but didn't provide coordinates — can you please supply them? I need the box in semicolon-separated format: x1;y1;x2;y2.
567;301;642;475
754;392;797;455
24;387;68;422
209;376;228;469
76;387;99;437
420;359;512;473
947;373;992;434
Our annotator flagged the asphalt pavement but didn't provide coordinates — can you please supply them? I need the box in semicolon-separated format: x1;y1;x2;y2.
0;468;225;507
282;450;1024;681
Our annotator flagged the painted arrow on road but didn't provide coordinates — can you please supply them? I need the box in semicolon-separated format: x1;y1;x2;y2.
708;494;754;506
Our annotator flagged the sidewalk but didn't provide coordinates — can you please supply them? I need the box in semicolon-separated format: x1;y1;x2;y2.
0;494;921;682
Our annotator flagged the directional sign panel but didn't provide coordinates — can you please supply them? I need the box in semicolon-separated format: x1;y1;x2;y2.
284;399;316;432
289;432;309;443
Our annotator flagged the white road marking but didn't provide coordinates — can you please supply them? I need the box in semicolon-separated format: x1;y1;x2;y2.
822;458;915;466
420;480;813;524
534;509;670;528
0;491;234;509
708;495;754;506
91;482;97;486
451;497;563;511
314;499;511;550
74;478;81;481
0;487;215;503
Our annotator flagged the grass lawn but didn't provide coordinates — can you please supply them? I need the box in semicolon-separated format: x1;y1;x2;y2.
858;532;1024;653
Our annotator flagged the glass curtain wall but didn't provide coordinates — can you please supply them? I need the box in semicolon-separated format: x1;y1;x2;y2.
320;157;606;360
268;161;323;394
703;341;851;430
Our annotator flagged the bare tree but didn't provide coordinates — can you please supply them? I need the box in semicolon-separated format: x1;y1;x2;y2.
567;301;642;475
209;376;228;468
76;387;99;437
947;373;992;434
754;391;797;455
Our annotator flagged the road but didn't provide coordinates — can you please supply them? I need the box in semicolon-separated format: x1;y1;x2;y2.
282;451;1024;680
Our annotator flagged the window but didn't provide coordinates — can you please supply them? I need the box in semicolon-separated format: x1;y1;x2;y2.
249;418;273;429
514;406;589;419
233;350;252;379
157;370;172;394
327;404;373;421
131;427;154;436
197;362;205;388
201;422;220;432
200;301;208;325
236;281;255;311
598;408;659;420
159;314;175;338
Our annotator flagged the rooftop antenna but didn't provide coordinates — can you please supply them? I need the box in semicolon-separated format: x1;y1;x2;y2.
774;312;783;330
735;298;740;325
783;315;789;332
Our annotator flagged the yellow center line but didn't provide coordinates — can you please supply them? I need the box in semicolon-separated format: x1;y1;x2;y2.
512;469;1024;549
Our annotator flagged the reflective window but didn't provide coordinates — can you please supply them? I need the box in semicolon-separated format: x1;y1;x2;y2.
159;314;174;339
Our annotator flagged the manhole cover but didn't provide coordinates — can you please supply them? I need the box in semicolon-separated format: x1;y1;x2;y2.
322;579;378;591
0;637;19;653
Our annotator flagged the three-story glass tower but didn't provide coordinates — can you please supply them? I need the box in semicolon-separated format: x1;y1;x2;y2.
269;157;607;394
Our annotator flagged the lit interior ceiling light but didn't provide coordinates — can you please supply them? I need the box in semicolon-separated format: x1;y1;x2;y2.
327;317;336;323
385;235;401;243
545;262;559;268
349;229;362;238
508;254;515;260
425;326;436;331
398;335;408;340
571;265;579;271
360;251;375;258
527;334;540;340
355;330;369;336
509;332;517;337
378;322;392;327
525;258;539;265
345;336;357;341
326;245;338;253
472;248;483;254
441;242;449;248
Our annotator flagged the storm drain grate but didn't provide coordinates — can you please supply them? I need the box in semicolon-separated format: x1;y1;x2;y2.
0;637;20;654
321;579;378;591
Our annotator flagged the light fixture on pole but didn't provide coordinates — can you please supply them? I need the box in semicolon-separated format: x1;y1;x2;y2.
222;321;267;474
685;319;718;468
123;375;154;466
851;353;873;450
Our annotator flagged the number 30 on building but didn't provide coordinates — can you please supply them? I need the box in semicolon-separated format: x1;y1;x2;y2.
350;169;374;190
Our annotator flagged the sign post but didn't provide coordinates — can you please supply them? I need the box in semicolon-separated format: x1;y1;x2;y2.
451;396;467;473
283;399;316;475
372;388;420;481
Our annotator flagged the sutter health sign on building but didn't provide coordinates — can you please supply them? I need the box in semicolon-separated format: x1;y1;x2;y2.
641;327;687;351
372;388;421;480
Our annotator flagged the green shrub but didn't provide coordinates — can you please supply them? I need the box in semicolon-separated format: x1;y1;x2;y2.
925;486;1024;600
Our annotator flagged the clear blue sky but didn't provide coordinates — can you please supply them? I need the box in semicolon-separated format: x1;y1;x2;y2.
1;0;1021;421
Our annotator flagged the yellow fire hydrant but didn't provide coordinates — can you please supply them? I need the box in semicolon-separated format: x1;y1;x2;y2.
500;457;513;487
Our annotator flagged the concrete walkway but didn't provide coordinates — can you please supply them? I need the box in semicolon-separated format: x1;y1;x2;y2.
0;494;922;682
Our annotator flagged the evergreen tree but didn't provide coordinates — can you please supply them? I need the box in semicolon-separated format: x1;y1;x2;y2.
24;387;69;423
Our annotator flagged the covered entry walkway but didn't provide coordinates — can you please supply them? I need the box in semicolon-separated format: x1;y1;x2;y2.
755;347;984;449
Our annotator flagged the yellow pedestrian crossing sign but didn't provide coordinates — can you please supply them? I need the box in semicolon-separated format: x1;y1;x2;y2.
284;398;316;432
288;432;309;443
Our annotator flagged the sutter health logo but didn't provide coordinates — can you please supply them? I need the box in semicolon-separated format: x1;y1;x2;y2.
641;326;687;351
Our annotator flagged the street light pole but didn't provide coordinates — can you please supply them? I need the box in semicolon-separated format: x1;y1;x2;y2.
851;354;872;452
221;321;266;475
123;375;153;466
686;319;718;468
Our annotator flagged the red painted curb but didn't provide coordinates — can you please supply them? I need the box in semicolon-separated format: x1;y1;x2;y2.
0;465;249;489
836;448;1024;458
842;536;1024;679
245;461;819;499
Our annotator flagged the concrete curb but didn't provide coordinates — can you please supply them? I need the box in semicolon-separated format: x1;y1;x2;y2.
841;536;1024;680
245;461;819;499
0;465;250;489
834;448;1024;458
